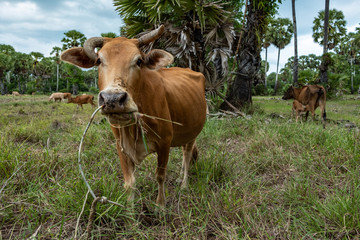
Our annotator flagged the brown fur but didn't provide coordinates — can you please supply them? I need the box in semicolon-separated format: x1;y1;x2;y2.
67;94;95;109
283;85;326;128
12;91;20;96
292;100;311;122
63;92;72;99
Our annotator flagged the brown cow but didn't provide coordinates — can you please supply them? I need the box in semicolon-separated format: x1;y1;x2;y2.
63;92;72;99
61;25;207;206
292;100;311;122
67;94;95;109
283;85;326;128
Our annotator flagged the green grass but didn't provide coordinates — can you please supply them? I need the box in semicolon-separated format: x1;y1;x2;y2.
1;95;359;239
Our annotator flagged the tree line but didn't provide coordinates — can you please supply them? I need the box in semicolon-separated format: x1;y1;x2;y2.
0;31;116;95
1;0;360;110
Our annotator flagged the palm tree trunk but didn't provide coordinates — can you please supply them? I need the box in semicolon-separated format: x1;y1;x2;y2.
292;0;298;86
222;0;269;109
274;47;281;95
264;47;268;88
350;58;354;94
0;77;4;95
320;0;330;84
56;64;59;91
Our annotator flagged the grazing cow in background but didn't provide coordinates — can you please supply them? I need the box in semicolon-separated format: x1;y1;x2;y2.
67;94;95;109
60;25;207;206
283;85;326;128
63;92;72;99
292;100;311;122
12;91;20;96
49;92;64;102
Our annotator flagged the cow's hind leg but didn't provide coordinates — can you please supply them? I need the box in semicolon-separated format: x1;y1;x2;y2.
180;140;196;189
305;111;309;121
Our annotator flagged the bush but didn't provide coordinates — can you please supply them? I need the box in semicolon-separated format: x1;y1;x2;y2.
252;84;267;96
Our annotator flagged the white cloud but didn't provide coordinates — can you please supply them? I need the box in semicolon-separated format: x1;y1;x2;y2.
0;1;41;21
0;33;58;56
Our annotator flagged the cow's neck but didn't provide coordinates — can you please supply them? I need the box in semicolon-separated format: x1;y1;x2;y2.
293;87;302;100
119;125;153;165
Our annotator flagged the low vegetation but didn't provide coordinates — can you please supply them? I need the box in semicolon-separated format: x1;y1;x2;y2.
1;95;359;239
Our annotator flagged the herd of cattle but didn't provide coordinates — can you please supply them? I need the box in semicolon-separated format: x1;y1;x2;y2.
48;92;95;109
10;90;96;110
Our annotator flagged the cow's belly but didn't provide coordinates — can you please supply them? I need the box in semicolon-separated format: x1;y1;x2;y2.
169;103;207;147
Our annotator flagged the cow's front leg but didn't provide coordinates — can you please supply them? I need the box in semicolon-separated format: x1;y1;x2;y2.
118;150;136;201
180;140;196;189
156;146;170;206
112;128;136;202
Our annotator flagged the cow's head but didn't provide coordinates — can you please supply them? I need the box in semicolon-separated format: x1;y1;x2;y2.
60;25;173;125
282;86;295;100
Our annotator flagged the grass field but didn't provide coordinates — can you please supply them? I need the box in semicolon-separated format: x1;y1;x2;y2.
1;94;359;239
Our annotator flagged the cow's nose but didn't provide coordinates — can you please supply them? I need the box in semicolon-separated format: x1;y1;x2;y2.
98;91;128;110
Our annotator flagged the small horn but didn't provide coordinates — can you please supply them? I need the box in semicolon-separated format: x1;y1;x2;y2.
138;25;165;47
84;37;104;61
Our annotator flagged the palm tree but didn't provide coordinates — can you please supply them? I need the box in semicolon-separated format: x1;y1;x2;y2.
292;0;298;86
263;32;272;88
0;44;15;94
113;0;241;95
223;0;281;108
61;30;86;49
50;46;62;91
268;17;293;94
313;6;347;84
13;52;32;93
101;32;118;38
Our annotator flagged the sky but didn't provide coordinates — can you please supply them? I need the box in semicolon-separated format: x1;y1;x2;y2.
0;0;359;74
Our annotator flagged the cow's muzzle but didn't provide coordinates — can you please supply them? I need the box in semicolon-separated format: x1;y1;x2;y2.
98;91;128;113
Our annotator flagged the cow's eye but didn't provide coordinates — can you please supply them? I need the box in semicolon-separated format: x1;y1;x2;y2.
136;58;143;67
96;58;101;65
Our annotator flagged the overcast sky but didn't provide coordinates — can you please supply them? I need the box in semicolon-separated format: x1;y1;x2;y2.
0;0;359;74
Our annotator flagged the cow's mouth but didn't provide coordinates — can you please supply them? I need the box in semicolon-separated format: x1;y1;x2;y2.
106;112;137;126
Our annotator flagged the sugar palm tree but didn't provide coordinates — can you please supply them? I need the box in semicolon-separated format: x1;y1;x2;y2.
0;44;15;94
61;30;86;49
313;7;347;84
268;17;293;94
263;32;272;88
113;0;241;93
50;46;62;91
223;0;281;108
292;0;298;86
13;52;33;93
101;32;117;38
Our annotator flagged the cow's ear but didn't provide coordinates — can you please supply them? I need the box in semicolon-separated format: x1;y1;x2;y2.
145;49;174;70
60;47;95;68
